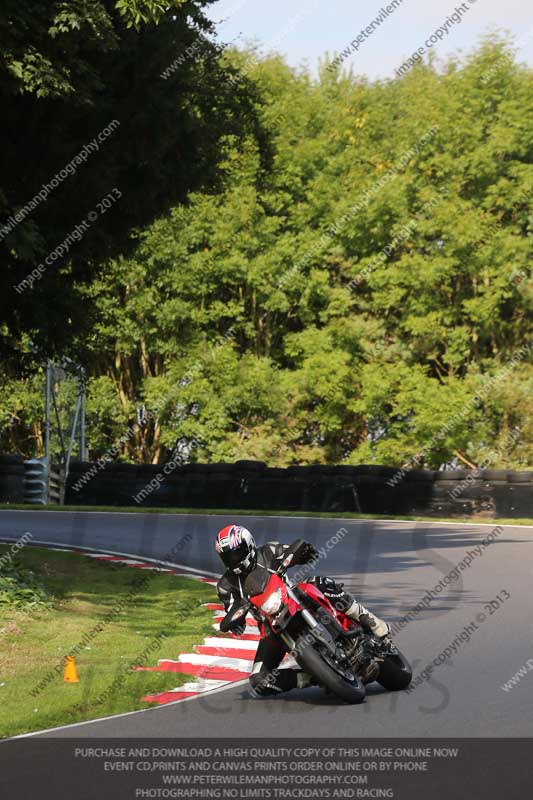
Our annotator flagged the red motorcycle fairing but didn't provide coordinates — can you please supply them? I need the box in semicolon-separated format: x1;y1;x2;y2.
249;573;290;636
297;581;355;632
250;573;289;610
249;573;356;633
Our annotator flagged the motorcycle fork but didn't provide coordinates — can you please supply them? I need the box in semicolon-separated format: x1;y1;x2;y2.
282;585;348;662
280;613;338;663
278;613;315;656
279;588;320;654
280;631;296;651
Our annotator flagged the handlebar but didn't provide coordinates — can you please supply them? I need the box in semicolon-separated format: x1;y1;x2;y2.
277;538;306;576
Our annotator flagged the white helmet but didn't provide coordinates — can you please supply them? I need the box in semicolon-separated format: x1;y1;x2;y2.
215;524;257;574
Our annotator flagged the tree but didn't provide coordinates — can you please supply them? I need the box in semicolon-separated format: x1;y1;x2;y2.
2;38;532;469
0;0;264;357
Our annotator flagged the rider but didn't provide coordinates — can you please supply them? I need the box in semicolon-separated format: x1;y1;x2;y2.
215;524;390;697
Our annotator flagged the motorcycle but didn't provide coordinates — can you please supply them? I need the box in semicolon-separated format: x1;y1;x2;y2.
220;539;412;704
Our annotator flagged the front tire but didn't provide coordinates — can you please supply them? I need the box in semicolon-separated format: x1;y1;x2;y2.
295;639;366;704
377;650;412;691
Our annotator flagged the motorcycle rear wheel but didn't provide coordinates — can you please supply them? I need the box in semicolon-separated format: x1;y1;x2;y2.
377;650;412;691
295;639;366;704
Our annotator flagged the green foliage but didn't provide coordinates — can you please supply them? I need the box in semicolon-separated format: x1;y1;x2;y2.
0;561;53;611
0;546;217;738
1;35;532;469
115;0;189;29
0;366;45;458
0;0;262;356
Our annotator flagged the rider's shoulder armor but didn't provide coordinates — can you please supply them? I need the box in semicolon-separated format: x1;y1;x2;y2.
217;572;238;602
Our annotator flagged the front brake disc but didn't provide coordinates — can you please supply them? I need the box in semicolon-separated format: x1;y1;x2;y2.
319;648;356;682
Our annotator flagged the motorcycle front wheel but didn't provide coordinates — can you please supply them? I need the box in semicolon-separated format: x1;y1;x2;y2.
295;638;366;704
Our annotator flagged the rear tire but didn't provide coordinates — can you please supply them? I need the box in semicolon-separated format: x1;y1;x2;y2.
377;651;412;691
295;639;366;704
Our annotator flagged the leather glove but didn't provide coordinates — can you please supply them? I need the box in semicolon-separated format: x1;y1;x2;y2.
294;541;319;565
229;622;246;636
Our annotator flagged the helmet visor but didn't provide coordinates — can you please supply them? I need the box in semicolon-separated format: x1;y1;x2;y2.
219;541;252;571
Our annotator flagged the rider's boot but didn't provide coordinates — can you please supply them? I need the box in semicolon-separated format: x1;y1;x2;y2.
344;602;390;638
296;671;317;689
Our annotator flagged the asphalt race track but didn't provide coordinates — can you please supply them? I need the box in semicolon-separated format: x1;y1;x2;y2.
1;509;532;738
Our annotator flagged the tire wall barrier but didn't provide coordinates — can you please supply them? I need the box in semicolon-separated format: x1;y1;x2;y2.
50;460;533;519
0;455;25;503
1;456;531;518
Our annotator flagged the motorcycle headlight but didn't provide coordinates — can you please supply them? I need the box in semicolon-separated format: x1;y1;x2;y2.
260;588;283;615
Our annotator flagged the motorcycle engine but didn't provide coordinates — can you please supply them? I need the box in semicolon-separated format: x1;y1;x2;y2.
349;635;381;684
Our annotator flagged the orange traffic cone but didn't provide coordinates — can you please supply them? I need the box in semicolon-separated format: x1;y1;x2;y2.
64;655;79;683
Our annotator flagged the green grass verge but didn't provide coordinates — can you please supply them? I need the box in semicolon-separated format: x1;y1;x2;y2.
0;546;217;739
1;502;533;526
